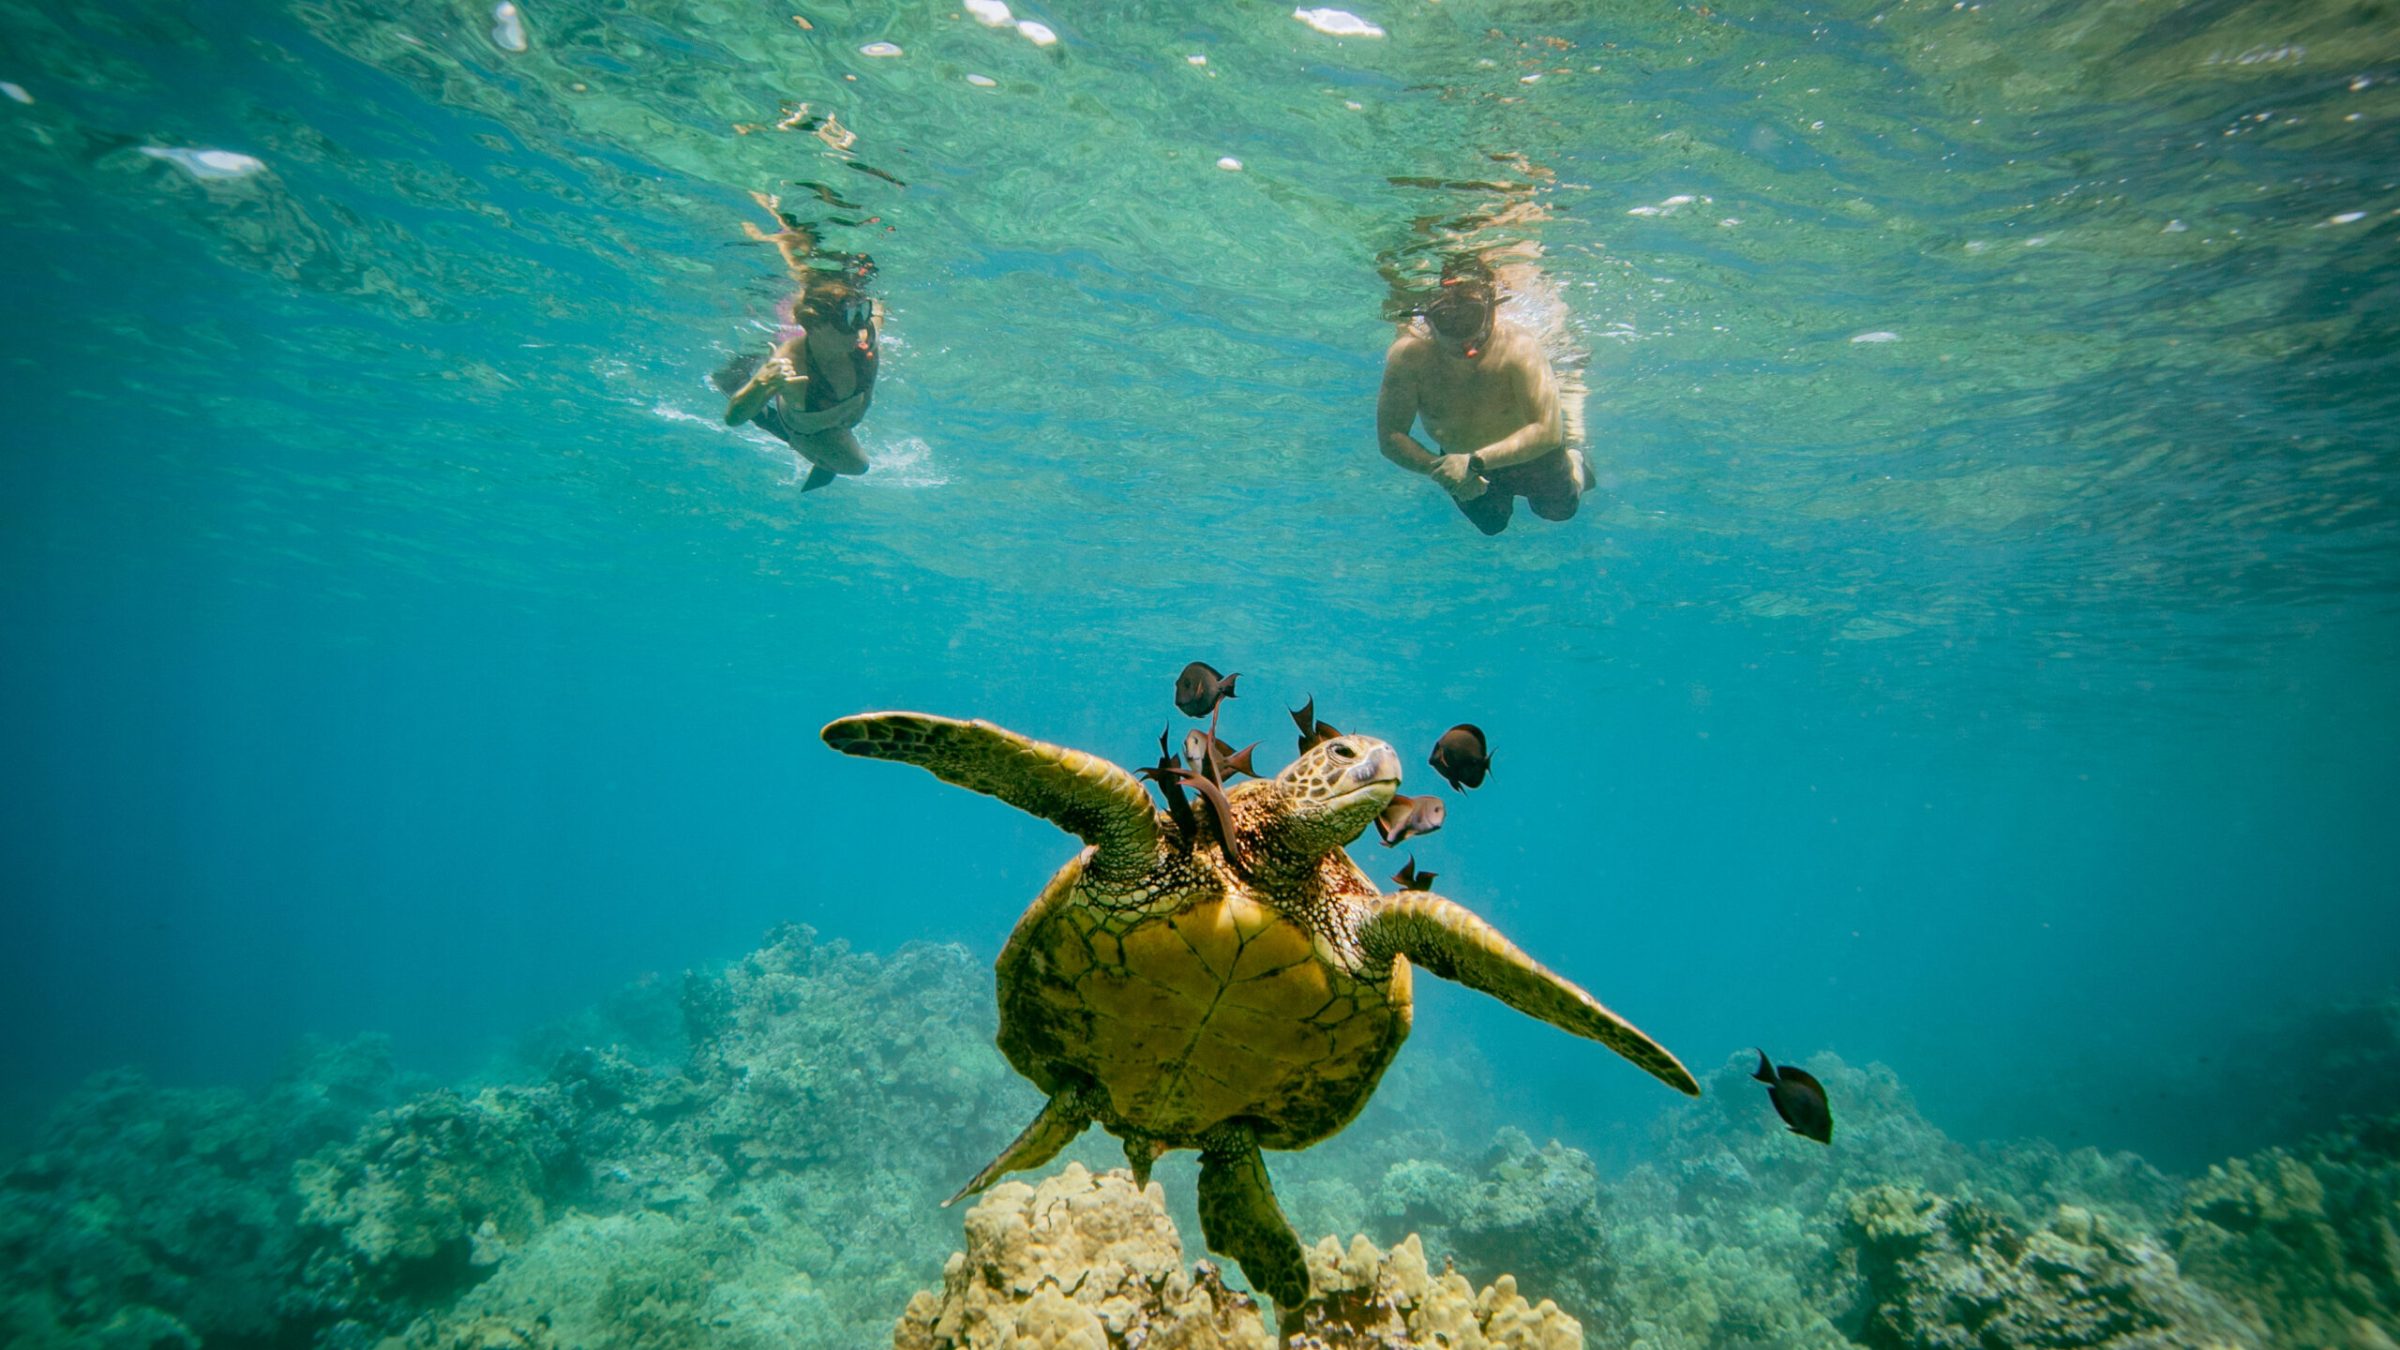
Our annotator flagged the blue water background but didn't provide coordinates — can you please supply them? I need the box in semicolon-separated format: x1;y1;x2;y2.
3;0;2396;1172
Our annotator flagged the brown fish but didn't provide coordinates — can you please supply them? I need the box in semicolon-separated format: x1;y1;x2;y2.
1389;857;1437;891
1427;723;1493;791
1166;766;1252;879
1374;793;1446;847
1175;661;1239;718
1753;1050;1833;1145
1289;696;1341;754
1181;730;1260;784
1136;725;1196;841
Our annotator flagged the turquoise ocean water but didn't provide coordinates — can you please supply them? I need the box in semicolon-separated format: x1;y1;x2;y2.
3;0;2397;1342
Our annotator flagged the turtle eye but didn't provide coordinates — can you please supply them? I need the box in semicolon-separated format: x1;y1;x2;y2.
1330;743;1356;761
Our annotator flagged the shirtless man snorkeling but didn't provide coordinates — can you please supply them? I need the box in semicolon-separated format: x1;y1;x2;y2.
1376;257;1590;535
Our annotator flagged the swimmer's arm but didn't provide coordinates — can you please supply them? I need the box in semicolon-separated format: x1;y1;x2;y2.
1376;342;1442;474
1466;348;1564;472
725;337;806;425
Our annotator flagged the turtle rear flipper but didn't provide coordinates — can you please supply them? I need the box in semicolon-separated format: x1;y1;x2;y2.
1359;892;1698;1096
1196;1124;1309;1312
822;713;1159;884
946;1090;1092;1206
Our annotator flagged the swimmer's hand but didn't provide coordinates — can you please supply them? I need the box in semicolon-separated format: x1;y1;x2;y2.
759;354;804;390
725;340;808;424
1428;453;1489;501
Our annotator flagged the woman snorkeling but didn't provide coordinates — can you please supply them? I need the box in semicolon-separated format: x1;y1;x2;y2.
718;270;882;493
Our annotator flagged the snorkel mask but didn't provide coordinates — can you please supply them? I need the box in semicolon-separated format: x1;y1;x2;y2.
1424;279;1495;357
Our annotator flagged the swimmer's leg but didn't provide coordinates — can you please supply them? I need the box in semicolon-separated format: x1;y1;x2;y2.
1525;450;1588;523
1528;489;1580;523
1455;488;1514;536
793;428;870;491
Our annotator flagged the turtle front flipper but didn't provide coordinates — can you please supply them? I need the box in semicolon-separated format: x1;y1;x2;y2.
1359;892;1699;1096
1195;1124;1310;1312
823;712;1159;885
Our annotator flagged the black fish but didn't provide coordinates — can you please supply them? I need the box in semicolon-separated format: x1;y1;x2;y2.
1390;857;1438;891
1175;661;1239;718
1374;793;1446;847
1181;730;1259;784
1167;766;1253;879
1427;724;1493;791
1289;696;1341;753
1138;725;1197;841
1753;1050;1833;1145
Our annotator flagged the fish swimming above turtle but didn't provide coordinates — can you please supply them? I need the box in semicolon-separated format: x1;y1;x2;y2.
820;709;1697;1320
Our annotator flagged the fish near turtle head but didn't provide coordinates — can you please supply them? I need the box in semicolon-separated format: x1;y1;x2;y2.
1174;661;1237;718
1256;734;1401;863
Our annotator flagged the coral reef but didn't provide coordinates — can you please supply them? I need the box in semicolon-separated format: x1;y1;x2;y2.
1842;1184;2258;1348
351;925;1021;1348
290;1084;579;1333
1369;1128;1608;1317
1293;1228;1583;1349
2170;1125;2400;1348
894;1162;1274;1349
891;1161;1583;1350
1337;1051;2398;1350
0;1036;404;1349
4;928;2397;1350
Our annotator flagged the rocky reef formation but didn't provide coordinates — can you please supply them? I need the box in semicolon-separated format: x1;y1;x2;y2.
1842;1184;2255;1348
3;929;2397;1350
310;925;1018;1348
0;1037;403;1349
892;1161;1582;1349
894;1163;1273;1349
1332;1052;2400;1349
2170;1124;2400;1349
1292;1228;1582;1349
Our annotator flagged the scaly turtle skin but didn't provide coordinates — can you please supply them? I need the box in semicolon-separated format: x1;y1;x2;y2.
821;711;1697;1314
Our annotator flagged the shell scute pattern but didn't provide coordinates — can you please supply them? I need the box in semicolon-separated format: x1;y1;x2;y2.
1226;915;1316;983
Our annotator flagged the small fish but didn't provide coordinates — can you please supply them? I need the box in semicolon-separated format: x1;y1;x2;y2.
1138;725;1196;841
1181;730;1260;784
1175;661;1240;718
1166;766;1253;878
1753;1050;1833;1145
1427;724;1493;791
1289;696;1341;753
1390;857;1438;891
1374;793;1446;847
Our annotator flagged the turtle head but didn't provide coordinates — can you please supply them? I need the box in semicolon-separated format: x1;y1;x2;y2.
1255;734;1402;862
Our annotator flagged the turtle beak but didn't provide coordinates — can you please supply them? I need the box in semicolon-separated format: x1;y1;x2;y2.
1323;741;1401;809
1350;744;1401;789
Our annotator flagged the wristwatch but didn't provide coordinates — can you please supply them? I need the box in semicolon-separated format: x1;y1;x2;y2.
1464;451;1487;476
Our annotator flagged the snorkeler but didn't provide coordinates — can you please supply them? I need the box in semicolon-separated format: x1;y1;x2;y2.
718;273;881;492
1376;254;1590;535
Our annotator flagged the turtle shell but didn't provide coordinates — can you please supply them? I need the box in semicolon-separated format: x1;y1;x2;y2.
994;850;1414;1152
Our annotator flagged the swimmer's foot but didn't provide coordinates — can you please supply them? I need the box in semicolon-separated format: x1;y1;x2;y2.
1569;448;1594;494
801;464;838;492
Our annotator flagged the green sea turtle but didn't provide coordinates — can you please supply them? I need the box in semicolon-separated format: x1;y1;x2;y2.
821;711;1697;1313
